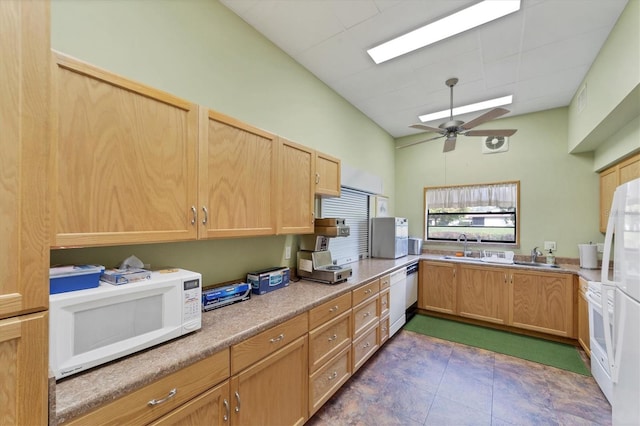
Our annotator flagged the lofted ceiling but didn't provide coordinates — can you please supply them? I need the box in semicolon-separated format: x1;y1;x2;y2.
219;0;628;139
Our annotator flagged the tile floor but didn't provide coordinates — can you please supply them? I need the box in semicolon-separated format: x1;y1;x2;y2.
307;329;611;426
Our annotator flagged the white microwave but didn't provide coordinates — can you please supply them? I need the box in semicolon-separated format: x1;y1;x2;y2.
50;269;202;379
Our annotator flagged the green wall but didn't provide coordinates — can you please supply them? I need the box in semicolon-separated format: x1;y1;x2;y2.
394;108;601;259
50;0;394;285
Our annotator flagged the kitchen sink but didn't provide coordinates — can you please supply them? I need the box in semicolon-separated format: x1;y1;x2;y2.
441;255;483;262
513;261;560;269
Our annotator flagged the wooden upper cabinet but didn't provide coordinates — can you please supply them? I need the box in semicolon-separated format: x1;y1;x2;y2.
315;151;341;197
51;52;199;247
277;138;315;234
600;153;640;232
199;108;278;238
0;0;50;318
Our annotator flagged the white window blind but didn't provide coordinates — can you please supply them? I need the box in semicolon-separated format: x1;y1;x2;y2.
320;188;370;265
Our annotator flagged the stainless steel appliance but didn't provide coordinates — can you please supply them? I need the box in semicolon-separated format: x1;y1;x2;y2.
297;218;352;284
371;217;408;259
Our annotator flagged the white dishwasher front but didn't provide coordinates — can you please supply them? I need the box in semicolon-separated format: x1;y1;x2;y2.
389;267;407;337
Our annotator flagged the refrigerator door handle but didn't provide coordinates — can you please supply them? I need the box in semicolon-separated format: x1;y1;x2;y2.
601;188;619;287
611;296;626;384
602;285;617;382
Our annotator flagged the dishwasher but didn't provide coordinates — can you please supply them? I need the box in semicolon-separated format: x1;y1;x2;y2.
405;262;419;321
389;267;407;337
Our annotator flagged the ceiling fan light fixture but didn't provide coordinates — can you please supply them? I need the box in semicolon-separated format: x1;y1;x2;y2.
367;0;521;64
418;95;513;123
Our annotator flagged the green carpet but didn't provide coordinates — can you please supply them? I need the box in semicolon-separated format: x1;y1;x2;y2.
404;315;591;376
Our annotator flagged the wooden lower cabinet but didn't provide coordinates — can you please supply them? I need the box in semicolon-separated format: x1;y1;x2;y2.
419;261;457;314
458;265;509;325
379;314;390;346
352;323;379;372
309;346;351;416
578;277;591;356
150;381;230;426
230;335;308;426
510;270;575;338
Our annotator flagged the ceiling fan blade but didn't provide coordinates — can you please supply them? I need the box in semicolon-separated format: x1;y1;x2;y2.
443;136;457;153
465;129;517;137
396;134;445;149
410;123;446;134
460;107;510;130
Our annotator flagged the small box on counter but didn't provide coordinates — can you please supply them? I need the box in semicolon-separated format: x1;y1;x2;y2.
202;282;251;311
247;267;290;295
100;268;151;285
49;264;105;295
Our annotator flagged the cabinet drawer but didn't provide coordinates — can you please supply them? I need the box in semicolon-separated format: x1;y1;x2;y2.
352;324;379;372
352;297;379;339
309;310;351;373
379;274;391;290
379;314;390;346
309;292;351;330
64;349;229;426
309;346;351;415
379;288;390;318
352;279;380;306
231;313;308;374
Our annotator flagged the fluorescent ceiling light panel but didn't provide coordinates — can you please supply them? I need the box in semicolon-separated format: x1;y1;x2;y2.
418;95;513;122
367;0;521;64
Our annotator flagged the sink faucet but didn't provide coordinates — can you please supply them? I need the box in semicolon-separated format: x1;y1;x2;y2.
457;234;469;257
531;246;542;262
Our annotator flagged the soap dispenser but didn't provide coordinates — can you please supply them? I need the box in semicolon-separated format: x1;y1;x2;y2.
546;249;555;265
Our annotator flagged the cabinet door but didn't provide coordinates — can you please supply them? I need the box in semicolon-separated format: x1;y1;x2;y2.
315;151;341;197
277;138;315;234
199;109;278;238
230;335;308;426
0;312;48;425
510;270;574;337
619;153;640;184
0;0;50;318
577;277;590;357
419;261;457;315
458;265;509;324
150;381;230;426
51;52;198;247
600;166;618;232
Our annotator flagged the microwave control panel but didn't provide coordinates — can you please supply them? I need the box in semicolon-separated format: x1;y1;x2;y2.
183;278;202;323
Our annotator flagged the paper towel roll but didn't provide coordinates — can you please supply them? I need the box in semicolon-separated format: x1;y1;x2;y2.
578;244;598;269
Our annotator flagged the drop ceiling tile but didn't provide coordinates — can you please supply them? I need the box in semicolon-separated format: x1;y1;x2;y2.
327;0;380;29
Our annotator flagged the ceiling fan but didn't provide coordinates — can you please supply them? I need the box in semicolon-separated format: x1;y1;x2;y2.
401;78;517;152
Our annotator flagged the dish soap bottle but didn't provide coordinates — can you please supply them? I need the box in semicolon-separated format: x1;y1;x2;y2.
546;249;555;265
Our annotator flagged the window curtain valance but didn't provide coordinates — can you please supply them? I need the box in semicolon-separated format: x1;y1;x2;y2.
426;182;517;209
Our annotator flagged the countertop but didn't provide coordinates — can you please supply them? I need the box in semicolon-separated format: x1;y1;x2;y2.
51;254;604;424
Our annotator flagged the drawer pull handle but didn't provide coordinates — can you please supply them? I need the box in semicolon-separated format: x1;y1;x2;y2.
147;388;177;406
329;305;339;312
202;206;209;225
364;289;372;294
363;342;370;349
363;312;370;318
234;391;241;413
190;206;197;225
382;300;387;306
327;371;338;381
328;334;337;342
382;326;387;332
223;399;230;421
269;333;285;343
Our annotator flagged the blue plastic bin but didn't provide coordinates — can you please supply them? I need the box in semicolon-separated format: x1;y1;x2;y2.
49;265;105;294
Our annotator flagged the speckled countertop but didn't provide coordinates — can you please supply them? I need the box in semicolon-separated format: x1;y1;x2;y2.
51;254;605;424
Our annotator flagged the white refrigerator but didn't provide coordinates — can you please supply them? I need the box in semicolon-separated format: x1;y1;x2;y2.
602;177;640;425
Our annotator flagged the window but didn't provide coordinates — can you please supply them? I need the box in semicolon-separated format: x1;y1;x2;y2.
320;188;370;265
424;181;519;244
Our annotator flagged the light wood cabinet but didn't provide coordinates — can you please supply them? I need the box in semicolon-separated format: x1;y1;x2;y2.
198;108;278;238
419;261;457;315
379;314;390;346
0;312;49;426
63;349;230;426
314;151;341;197
277;137;315;234
230;335;308;426
0;0;50;320
510;270;575;338
578;277;591;357
150;381;230;426
51;52;199;247
309;345;350;416
600;153;640;232
308;310;351;373
352;321;379;372
0;0;50;424
458;265;509;325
